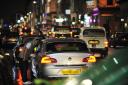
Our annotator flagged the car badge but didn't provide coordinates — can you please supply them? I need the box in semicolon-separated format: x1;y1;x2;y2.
68;57;72;61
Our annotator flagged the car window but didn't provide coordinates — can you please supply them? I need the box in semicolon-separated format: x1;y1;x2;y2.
83;29;105;37
115;33;128;39
54;26;71;32
46;42;89;53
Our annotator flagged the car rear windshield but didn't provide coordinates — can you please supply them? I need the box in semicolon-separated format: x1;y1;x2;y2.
83;29;105;37
46;42;89;53
54;27;71;32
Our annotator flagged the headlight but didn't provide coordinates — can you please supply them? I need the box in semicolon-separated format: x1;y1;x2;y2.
5;53;10;56
0;54;4;59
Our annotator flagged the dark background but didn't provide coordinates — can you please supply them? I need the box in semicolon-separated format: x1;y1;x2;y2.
0;0;31;22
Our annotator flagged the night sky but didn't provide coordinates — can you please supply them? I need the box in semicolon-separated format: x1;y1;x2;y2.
0;0;31;23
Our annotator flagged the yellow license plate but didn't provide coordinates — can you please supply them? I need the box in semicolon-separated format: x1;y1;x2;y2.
61;69;81;75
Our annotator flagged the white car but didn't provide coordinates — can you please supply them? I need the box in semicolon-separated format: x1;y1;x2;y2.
33;38;96;78
48;26;72;38
80;26;108;57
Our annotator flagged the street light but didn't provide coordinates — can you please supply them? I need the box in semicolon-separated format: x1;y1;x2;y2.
33;0;37;4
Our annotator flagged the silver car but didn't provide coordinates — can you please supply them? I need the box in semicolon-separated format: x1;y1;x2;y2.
34;38;96;78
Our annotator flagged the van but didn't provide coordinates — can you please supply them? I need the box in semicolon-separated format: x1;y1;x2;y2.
80;26;108;57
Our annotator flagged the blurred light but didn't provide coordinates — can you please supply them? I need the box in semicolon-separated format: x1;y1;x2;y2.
79;15;81;20
65;9;71;14
57;0;61;3
55;18;64;22
81;21;84;24
19;32;23;35
80;79;93;85
84;14;91;27
93;7;99;12
48;0;51;2
24;16;27;19
5;53;10;56
64;18;67;21
24;27;27;30
0;55;4;59
121;18;124;22
88;56;96;63
17;20;21;23
93;13;98;16
31;28;34;31
30;32;34;35
27;13;30;16
124;23;127;27
102;65;107;71
42;21;46;24
104;40;109;47
72;22;76;25
33;0;37;4
93;19;96;22
93;8;99;16
65;78;78;85
19;48;23;52
20;16;24;21
113;57;119;64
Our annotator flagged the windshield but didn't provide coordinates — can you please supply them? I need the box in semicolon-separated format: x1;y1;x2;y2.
83;29;105;37
46;42;89;53
54;26;71;32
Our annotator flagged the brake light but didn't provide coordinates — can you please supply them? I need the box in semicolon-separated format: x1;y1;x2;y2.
82;55;96;63
41;56;57;64
104;40;108;47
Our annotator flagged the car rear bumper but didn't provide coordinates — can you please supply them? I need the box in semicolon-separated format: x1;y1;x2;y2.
38;64;89;78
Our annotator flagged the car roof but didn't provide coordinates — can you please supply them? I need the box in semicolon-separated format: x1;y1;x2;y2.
42;38;86;43
82;26;105;30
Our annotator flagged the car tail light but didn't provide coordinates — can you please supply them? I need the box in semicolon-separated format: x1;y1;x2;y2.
41;56;57;64
82;55;96;63
104;40;108;47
